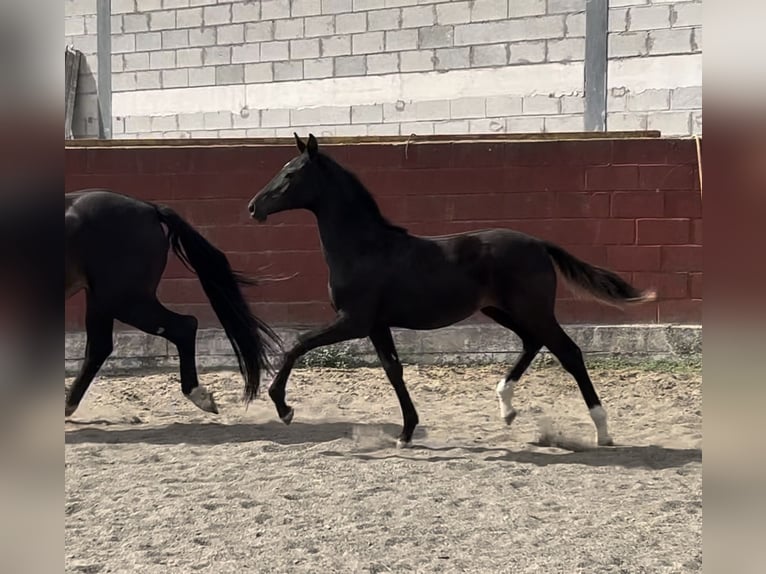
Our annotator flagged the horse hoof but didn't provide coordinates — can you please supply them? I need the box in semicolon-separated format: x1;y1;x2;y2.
503;410;517;426
65;404;77;417
281;407;295;425
188;386;219;414
598;436;614;447
396;438;412;449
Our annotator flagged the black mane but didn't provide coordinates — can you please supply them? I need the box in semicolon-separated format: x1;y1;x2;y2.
319;153;408;234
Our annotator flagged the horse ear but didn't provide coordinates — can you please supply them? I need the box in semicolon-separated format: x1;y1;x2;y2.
307;133;318;158
294;132;307;153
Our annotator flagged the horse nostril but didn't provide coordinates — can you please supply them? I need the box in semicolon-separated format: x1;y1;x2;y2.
248;201;255;214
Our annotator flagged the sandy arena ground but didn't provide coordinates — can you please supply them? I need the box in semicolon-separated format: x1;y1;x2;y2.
65;363;701;573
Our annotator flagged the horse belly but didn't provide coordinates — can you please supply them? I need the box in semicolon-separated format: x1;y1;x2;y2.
381;277;482;330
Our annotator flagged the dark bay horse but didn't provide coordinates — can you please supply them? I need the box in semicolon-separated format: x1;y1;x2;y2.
248;134;656;448
65;190;281;417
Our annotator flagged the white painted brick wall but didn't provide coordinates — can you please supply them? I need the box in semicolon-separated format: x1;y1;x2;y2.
64;0;701;139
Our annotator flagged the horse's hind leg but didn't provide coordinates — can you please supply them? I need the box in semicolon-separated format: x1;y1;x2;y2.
369;326;419;448
113;298;217;414
481;307;542;426
65;297;114;417
539;319;613;446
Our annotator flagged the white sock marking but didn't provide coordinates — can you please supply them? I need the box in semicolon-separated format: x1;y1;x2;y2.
589;405;613;446
187;385;217;413
496;377;517;420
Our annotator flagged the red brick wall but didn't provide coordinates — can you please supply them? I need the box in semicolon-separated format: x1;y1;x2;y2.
65;138;702;330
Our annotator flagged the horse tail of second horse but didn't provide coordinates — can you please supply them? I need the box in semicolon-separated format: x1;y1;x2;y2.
543;242;657;308
155;204;281;403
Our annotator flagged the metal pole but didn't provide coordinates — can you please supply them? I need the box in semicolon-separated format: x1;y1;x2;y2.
96;0;112;139
584;0;608;132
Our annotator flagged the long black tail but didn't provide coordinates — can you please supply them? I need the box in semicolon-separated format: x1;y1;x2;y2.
543;241;657;308
155;204;282;403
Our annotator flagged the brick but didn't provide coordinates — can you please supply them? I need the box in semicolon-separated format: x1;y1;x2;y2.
611;191;663;218
291;39;321;59
113;34;137;53
434;47;470;70
450;97;485;119
151;115;178;132
486;95;522;116
204;46;231;65
162;68;189;88
368;123;400;136
627;89;670;112
123;14;150;33
232;108;261;129
164;0;190;7
322;0;352;14
304;58;334;78
351;104;383;124
124;52;150;71
113;0;136;14
217;24;244;45
177;113;205;131
352;32;385;54
386;29;418;51
135;32;161;51
468;118;506;133
586;166;638;190
609;0;647;6
548;0;585;13
125;115;152;133
232;2;261;22
471;0;507;22
629;5;671;31
648;28;693;55
290;108;322;127
400;50;434;71
245;63;274;83
150;50;176;69
665;191;702;219
293;0;322;17
547;37;585;61
136;70;161;89
203;111;232;130
566;11;586;36
671;87;702;110
689;272;702;299
609;32;650;57
402;6;434;28
176;48;203;67
137;0;161;10
639;165;697;191
471;44;508;66
608;89;626;112
335;55;366;76
162;29;189;49
633;272;688;300
112;54;125;73
509;15;565;40
436;2;468;26
149;11;176;30
113;72;138;92
261;41;289;61
189;27;216;46
203;4;231;25
274;61;303;81
433;120;470;134
509;41;546;63
454;21;508;46
545;115;584;132
216;64;244;84
661;246;702;272
321;35;351;56
648;112;691;136
637;218;690;245
319;106;350;124
554;192;610;218
508;0;545;17
188;66;215;86
337;12;367;34
672;2;702;27
658;300;701;324
507;116;544;133
607;112;647;131
353;0;384;9
609;8;628;32
232;45;261;64
276;19;304;40
400;121;435;135
523;95;560;115
561;95;584;114
366;53;399;74
305;16;335;37
67;0;97;16
607;246;661;272
65;17;85;36
419;26;454;49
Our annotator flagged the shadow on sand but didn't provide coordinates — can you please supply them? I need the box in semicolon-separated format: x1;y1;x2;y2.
66;420;700;470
